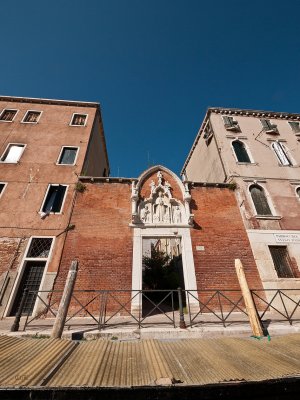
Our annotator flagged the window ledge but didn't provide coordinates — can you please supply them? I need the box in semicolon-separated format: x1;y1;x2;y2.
236;162;258;166
0;161;19;164
277;164;299;168
255;215;282;220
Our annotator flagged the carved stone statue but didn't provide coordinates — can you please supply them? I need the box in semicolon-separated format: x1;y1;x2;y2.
155;192;167;222
173;206;181;223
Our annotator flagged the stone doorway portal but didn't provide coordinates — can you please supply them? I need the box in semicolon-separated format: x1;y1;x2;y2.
142;237;185;317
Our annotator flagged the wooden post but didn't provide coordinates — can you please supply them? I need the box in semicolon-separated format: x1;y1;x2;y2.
235;259;264;337
51;260;78;339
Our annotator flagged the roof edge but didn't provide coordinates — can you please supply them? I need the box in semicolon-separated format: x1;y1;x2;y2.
0;95;100;108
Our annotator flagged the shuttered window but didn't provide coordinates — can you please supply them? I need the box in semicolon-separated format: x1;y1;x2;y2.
222;116;239;130
0;109;17;122
288;121;300;133
71;114;87;126
232;141;251;163
271;142;292;166
260;119;278;133
269;246;294;278
22;111;41;123
250;185;272;215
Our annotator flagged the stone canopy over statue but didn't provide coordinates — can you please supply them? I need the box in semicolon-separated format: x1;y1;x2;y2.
131;170;193;226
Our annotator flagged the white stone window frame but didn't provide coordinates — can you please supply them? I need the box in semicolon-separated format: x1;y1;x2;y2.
231;139;255;164
21;110;43;124
0;182;7;198
270;141;296;167
0;143;26;164
131;227;199;314
56;146;79;166
247;181;279;219
4;236;55;317
69;113;88;127
295;186;300;201
0;109;19;123
39;184;69;215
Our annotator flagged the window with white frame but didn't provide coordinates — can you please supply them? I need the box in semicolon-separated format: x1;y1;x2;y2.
260;119;278;134
41;185;67;214
0;182;7;197
249;184;272;216
271;142;292;166
222;116;240;131
9;237;54;316
22;110;42;123
288;121;300;134
232;140;251;163
0;109;18;122
70;113;87;126
57;147;78;165
0;144;25;163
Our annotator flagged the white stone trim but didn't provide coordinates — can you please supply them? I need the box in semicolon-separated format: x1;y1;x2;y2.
131;226;199;313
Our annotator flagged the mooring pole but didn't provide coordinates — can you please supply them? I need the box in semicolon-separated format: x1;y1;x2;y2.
178;287;187;329
11;288;28;332
51;260;78;339
235;259;264;337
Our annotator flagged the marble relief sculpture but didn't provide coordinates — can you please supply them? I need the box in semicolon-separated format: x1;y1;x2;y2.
131;170;193;226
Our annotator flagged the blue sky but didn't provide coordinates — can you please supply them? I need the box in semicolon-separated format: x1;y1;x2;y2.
1;0;300;177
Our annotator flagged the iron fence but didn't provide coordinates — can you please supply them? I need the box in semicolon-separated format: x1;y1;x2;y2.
10;287;300;332
251;289;300;326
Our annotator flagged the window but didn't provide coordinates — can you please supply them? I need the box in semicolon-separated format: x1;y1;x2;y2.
10;237;54;316
296;187;300;199
70;113;87;126
271;142;292;166
41;185;67;213
0;109;18;122
269;246;294;278
22;110;41;123
249;184;272;215
260;119;278;134
222;116;240;131
288;121;300;134
232;140;251;163
0;182;7;197
57;147;78;165
0;144;25;163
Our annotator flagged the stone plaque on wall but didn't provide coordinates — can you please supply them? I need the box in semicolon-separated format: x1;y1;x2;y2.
274;233;300;244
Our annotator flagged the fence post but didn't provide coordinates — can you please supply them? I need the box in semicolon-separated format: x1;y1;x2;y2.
178;287;186;329
235;259;264;337
11;288;28;332
51;260;78;339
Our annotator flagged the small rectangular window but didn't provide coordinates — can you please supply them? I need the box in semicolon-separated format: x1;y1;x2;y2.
288;121;300;134
57;147;78;165
41;185;67;213
0;144;25;163
260;119;278;134
70;113;87;126
22;110;42;123
0;182;7;197
269;246;294;278
0;109;18;122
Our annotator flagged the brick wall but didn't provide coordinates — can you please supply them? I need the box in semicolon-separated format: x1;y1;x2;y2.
190;186;263;291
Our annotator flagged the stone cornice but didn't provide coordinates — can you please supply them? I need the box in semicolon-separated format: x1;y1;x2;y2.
0;95;100;108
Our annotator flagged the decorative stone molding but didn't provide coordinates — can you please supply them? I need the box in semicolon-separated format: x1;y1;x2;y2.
131;168;194;227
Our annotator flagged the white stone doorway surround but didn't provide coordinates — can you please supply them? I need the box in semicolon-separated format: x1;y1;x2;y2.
131;226;199;313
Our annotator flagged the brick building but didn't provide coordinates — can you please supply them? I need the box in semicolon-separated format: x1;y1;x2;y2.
181;107;300;295
0;96;109;317
52;165;263;314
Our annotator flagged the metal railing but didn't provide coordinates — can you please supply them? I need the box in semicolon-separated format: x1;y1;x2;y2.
185;290;248;328
10;287;300;332
251;289;300;326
